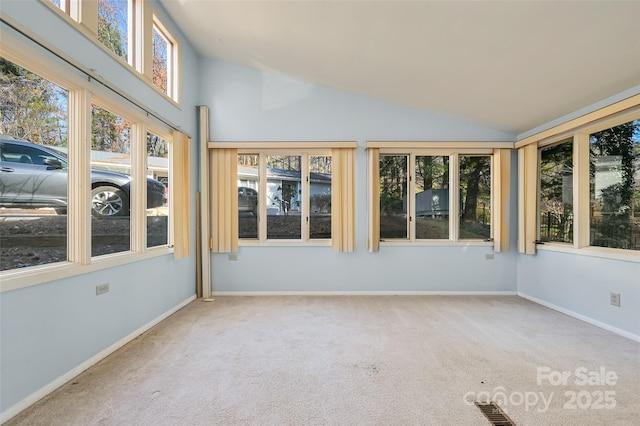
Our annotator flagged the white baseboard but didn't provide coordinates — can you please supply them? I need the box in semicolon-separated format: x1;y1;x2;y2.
0;295;197;424
518;292;640;343
211;291;518;296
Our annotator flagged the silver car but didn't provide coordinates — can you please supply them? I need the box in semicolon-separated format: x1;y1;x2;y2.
0;136;167;217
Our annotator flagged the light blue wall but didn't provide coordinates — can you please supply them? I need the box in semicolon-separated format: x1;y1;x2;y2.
0;0;199;415
200;58;519;293
516;88;640;340
518;251;640;337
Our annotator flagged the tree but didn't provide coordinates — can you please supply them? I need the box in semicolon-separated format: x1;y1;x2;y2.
589;121;639;248
91;105;130;153
97;0;127;61
0;58;67;146
460;156;490;221
152;28;168;93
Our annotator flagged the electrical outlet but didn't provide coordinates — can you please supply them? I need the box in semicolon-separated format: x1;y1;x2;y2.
229;253;238;261
610;292;620;307
485;254;494;260
96;283;109;296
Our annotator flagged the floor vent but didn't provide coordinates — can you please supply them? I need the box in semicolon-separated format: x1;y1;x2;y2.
475;401;516;426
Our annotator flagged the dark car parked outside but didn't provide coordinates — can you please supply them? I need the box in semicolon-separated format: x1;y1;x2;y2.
238;186;258;214
0;136;167;217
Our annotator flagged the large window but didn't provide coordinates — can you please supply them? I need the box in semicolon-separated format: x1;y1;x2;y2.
237;152;332;242
376;151;493;243
90;105;132;256
589;120;640;251
0;46;188;288
518;103;640;258
210;142;354;252
0;58;69;271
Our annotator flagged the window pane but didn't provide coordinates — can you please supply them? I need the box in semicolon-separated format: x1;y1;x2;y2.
309;155;331;239
459;156;492;240
98;0;129;62
590;120;640;250
267;155;301;240
380;155;408;239
415;156;449;239
0;58;69;271
539;140;573;243
146;132;169;248
152;24;169;95
91;105;131;256
238;154;259;239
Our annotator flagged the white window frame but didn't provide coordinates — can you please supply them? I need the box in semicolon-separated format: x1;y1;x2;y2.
238;149;333;246
151;15;179;101
41;0;181;105
0;29;180;293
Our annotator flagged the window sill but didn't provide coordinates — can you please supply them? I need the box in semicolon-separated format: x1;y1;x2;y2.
238;240;332;247
0;247;174;293
536;243;640;263
380;240;494;247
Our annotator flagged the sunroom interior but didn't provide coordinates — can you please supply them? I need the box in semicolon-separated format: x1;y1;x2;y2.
1;1;639;424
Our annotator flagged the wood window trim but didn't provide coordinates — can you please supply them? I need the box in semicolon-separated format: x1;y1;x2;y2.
209;142;356;251
517;100;640;260
367;142;509;252
0;39;185;292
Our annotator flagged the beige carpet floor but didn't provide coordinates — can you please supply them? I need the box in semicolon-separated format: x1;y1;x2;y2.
6;296;640;425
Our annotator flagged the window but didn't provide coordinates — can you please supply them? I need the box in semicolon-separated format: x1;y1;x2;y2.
517;99;640;258
374;150;494;244
0;43;189;288
0;58;69;271
152;16;177;100
589;120;640;251
49;0;70;16
459;155;492;240
210;142;355;252
97;0;131;63
539;139;573;244
239;152;331;242
146;132;170;248
44;0;181;102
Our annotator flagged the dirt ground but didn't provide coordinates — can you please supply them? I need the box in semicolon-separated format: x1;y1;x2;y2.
0;210;168;271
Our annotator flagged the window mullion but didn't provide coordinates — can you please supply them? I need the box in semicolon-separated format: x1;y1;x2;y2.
409;153;416;241
130;123;147;253
302;153;310;242
450;154;460;242
258;153;267;243
68;89;92;264
574;133;590;248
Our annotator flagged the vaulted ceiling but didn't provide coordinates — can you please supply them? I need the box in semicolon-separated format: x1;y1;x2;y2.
160;0;640;136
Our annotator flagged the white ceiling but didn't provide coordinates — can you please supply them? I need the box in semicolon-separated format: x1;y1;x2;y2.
160;0;640;136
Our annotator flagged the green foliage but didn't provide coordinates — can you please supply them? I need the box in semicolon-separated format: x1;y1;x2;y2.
97;0;127;61
379;155;407;215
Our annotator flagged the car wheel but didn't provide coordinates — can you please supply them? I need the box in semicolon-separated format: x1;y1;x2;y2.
91;186;129;217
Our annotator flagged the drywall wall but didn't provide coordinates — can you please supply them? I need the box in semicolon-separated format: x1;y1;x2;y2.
201;58;519;293
516;88;640;341
518;250;640;340
0;0;199;418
